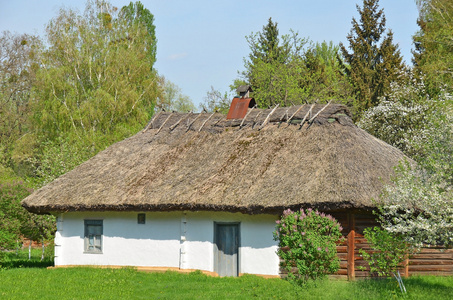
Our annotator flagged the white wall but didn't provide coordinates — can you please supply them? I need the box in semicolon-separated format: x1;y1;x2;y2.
55;211;280;276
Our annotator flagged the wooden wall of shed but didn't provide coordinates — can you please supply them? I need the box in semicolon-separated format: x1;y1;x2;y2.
279;211;453;280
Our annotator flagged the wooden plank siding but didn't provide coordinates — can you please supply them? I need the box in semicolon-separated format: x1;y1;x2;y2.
278;211;453;280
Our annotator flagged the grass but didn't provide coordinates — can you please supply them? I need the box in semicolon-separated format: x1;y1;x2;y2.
1;252;452;299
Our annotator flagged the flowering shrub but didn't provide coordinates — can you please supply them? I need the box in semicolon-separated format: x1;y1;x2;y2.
273;208;344;284
357;77;440;158
378;94;453;247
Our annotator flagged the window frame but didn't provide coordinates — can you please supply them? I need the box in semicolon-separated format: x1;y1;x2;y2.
137;213;146;224
84;219;103;254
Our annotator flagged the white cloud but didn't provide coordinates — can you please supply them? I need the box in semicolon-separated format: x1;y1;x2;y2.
167;52;188;61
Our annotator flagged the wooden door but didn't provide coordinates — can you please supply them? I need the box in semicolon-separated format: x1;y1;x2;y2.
214;223;239;277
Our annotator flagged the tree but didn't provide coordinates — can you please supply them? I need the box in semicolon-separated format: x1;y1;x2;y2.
340;0;406;117
239;19;352;108
413;0;453;93
301;41;353;104
119;1;157;67
199;86;231;114
357;73;437;158
29;0;160;184
0;180;55;257
156;76;195;112
247;17;290;65
378;93;453;247
0;31;41;173
241;18;307;107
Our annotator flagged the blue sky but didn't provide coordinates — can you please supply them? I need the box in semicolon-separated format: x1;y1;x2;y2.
0;0;419;109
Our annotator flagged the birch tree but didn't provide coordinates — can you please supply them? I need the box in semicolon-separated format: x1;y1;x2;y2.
32;0;159;149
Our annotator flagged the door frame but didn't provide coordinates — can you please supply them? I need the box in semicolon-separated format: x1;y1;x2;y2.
213;222;240;277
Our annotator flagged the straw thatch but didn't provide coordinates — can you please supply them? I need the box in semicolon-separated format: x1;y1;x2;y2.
22;104;407;214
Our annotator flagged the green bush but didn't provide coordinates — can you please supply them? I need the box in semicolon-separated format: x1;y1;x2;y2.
360;226;414;277
274;208;344;284
0;181;31;251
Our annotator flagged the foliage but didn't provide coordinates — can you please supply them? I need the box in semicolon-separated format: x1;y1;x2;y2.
200;86;231;114
340;0;406;118
0;31;41;170
413;0;453;94
243;19;307;107
0;180;55;254
301;41;353;104
119;1;157;66
156;76;195;113
31;0;159;151
27;137;94;187
239;19;351;108
378;95;453;247
359;227;414;277
0;181;30;251
273;208;343;284
357;74;442;158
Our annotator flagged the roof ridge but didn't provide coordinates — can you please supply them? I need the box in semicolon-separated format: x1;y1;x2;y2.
145;103;353;135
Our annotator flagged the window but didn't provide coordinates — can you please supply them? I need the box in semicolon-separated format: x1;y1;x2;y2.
84;220;103;253
137;213;146;224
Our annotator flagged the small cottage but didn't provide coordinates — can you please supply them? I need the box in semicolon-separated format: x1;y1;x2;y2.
22;103;453;278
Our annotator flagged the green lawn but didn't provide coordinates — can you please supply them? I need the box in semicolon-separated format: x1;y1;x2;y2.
0;251;452;299
0;267;452;299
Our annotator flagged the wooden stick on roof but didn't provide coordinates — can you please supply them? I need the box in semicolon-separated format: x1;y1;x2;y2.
240;104;257;129
259;104;279;130
155;113;173;135
212;115;225;126
278;109;289;127
142;111;162;133
169;112;192;131
198;110;217;132
299;103;316;129
251;110;264;129
286;104;305;125
186;112;204;132
308;101;332;123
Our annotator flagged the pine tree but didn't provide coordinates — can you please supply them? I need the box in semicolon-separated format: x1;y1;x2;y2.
248;18;287;65
242;18;306;107
340;0;405;117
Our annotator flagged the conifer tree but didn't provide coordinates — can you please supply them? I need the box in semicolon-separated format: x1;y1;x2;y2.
340;0;405;117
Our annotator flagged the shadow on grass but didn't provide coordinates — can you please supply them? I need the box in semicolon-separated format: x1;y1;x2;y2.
1;259;53;269
353;275;453;299
405;276;453;293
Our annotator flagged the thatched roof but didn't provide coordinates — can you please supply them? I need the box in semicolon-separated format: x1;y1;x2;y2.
22;103;407;214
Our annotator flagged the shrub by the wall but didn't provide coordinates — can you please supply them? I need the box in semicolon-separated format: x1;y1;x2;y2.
274;208;344;284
